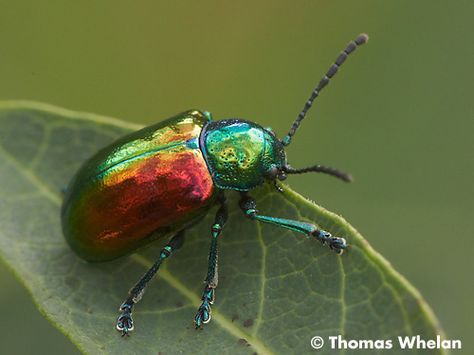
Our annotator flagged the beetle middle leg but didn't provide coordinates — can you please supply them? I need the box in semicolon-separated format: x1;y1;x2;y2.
194;195;228;328
116;231;185;336
239;193;347;254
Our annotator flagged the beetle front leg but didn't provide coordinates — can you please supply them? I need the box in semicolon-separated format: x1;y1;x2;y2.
116;231;185;336
239;193;347;254
194;195;228;328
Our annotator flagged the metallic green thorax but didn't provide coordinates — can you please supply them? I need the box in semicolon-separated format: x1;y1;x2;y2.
200;119;286;190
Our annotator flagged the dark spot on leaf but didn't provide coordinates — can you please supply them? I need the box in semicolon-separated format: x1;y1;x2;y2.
231;313;239;322
243;318;254;327
175;301;184;308
238;338;249;346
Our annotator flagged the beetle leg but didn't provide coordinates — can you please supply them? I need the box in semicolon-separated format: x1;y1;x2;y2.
239;193;347;254
116;231;185;336
194;195;228;329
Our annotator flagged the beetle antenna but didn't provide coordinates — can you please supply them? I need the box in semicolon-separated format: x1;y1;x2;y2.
281;33;369;146
283;164;353;183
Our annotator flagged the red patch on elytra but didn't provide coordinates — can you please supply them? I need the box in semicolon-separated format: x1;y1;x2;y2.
82;148;215;250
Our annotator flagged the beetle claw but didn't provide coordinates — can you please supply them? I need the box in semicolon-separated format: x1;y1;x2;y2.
194;301;212;329
194;286;214;329
312;230;348;254
328;237;347;254
116;304;134;336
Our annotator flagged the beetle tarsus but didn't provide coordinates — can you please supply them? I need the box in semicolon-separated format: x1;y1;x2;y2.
313;230;347;254
329;237;347;254
194;286;214;329
116;302;134;336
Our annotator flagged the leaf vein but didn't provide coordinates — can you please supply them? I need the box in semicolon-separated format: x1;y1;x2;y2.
131;254;275;355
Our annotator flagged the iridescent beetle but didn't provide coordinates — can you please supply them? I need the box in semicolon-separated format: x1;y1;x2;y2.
61;34;368;335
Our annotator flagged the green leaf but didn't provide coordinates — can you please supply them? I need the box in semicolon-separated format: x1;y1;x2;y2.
0;101;445;354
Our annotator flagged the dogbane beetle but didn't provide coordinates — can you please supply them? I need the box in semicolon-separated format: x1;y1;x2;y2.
61;34;369;335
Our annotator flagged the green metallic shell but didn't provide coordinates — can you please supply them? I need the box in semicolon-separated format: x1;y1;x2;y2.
75;110;212;185
200;119;286;190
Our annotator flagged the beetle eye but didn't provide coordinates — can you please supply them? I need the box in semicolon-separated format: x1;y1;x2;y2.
278;172;287;181
266;166;279;179
265;127;276;137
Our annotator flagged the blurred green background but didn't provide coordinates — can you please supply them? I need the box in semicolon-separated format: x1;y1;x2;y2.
0;1;472;354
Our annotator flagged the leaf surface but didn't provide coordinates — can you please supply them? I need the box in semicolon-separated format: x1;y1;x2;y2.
0;102;444;354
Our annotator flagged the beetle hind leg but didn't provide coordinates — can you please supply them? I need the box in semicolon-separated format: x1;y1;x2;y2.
116;231;185;336
194;195;228;329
